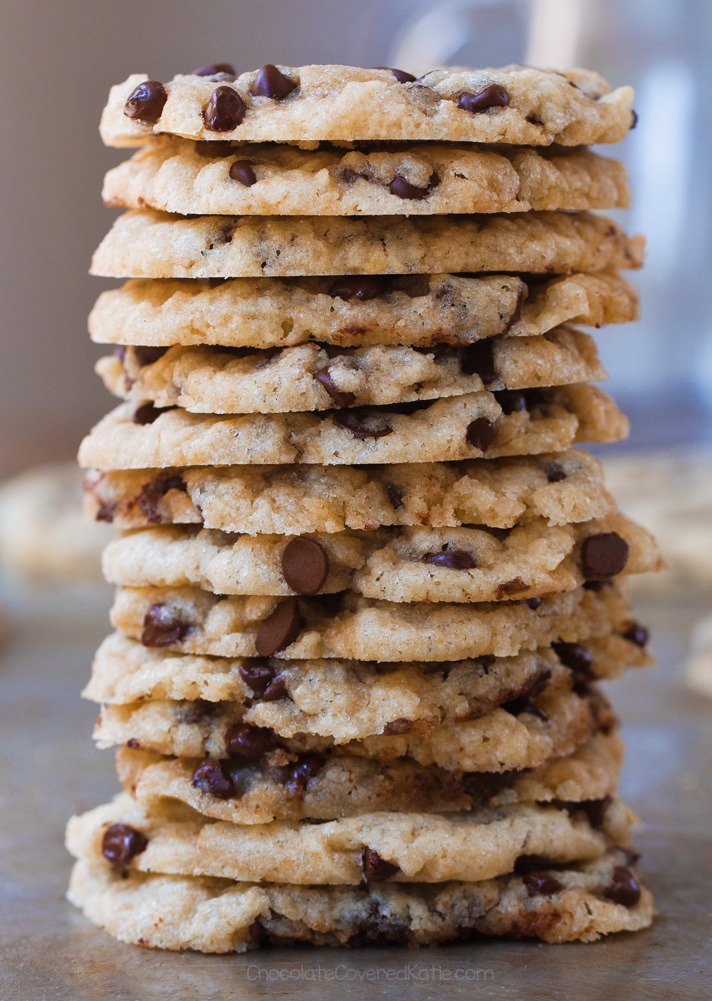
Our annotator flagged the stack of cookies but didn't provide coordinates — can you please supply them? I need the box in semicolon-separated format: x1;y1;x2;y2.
67;63;661;951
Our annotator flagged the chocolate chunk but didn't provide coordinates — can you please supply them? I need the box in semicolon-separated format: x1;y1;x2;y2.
457;84;510;113
388;171;439;200
132;346;168;367
460;340;497;385
579;796;611;830
193;62;236;77
225;723;277;760
496;577;528;597
284;754;324;795
581;532;630;581
622;621;649;647
251;64;296;100
191;759;233;799
361;848;399;887
255;597;303;656
141;604;189;647
553;642;593;677
238;659;276;697
203;86;246;131
334;409;393;440
375;66;417;84
422;549;476;569
385;484;404;509
313;367;356;408
132;403;173;425
523;870;564;896
546;463;567;483
466;417;497;452
495;389;528;414
101;823;148;868
527;597;543;610
383;718;415;735
281;537;329;595
123;81;167;124
229;160;257;186
136;473;187;524
604;865;641;907
327;276;388;301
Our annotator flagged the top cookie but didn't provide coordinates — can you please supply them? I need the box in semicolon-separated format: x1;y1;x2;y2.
100;65;635;148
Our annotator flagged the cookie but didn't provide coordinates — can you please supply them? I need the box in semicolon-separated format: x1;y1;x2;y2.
109;581;634;661
84;450;617;535
94;684;614;772
103;139;630;216
97;327;607;414
89;271;639;350
91;208;644;279
100;65;635;148
101;515;660;604
67;848;653;950
115;731;625;824
78;385;629;470
67;792;634;887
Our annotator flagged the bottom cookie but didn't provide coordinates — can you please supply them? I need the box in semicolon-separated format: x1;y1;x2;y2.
67;849;653;951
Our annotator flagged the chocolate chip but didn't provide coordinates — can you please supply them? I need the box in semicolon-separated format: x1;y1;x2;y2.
375;66;417;84
225;723;278;760
460;340;497;385
238;660;276;697
495;389;527;414
313;367;356;408
581;532;630;581
284;754;324;795
132;403;173;425
280;537;330;596
255;597;303;656
622;621;649;647
101;823;148;868
136;473;187;524
630;109;638;129
192;759;233;799
386;484;404;509
546;463;567;483
195;141;236;157
514;854;553;873
466;417;497;452
604;865;641;907
251;64;296;100
203;86;246;131
502;667;552;719
383;718;415;735
388;171;439;200
193;62;236;77
496;577;528;597
96;501;116;524
123;81;167;124
132;346;168;367
334;409;393;440
616;845;641;866
229;160;257;186
422;549;476;569
527;597;543;610
457;84;510;113
553;642;593;678
523;870;563;896
361;848;399;887
327;276;389;301
141;604;189;647
579;796;611;830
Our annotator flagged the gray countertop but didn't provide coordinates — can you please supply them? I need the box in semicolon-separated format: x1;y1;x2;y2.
1;578;710;1000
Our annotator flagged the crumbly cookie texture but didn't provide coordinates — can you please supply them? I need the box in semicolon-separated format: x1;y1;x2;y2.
67;849;654;951
91;209;644;279
103;139;630;216
115;731;625;824
100;65;635;148
83;449;616;534
101;515;661;604
97;327;607;414
78;386;629;470
109;581;632;661
67;792;632;886
89;271;639;349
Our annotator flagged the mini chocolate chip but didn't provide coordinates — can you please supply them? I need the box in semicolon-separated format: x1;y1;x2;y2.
193;62;236;77
460;340;497;384
102;823;148;868
361;848;399;887
383;718;415;735
126;738;140;749
604;865;641;907
327;276;389;301
581;532;630;581
203;85;246;131
136;473;187;524
251;64;296;99
389;171;439;200
496;577;528;597
579;796;611;830
495;389;528;414
527;597;543;610
375;66;417;83
132;346;168;367
225;723;277;760
132;403;173;425
546;463;567;483
386;484;404;509
523;870;563;896
192;759;233;799
229;160;257;186
457;84;510;113
281;537;330;595
238;660;276;697
466;417;497;452
141;604;189;647
553;642;593;677
124;81;167;124
622;621;649;647
313;367;356;408
422;549;476;570
334;409;393;440
284;754;324;795
255;597;303;656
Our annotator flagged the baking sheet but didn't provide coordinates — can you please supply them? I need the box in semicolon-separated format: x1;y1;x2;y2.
0;577;710;1000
